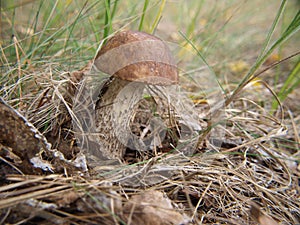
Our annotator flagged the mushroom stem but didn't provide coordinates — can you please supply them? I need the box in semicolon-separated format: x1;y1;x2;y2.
95;77;147;159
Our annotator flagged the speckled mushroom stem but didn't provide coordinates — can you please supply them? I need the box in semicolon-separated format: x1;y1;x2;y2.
94;77;147;160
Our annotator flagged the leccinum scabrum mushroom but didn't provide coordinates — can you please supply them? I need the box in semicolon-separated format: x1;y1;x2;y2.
93;30;178;161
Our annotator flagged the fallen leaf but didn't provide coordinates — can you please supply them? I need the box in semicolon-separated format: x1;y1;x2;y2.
250;203;279;225
122;190;190;225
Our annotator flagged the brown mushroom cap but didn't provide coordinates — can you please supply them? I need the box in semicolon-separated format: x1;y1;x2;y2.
94;30;178;85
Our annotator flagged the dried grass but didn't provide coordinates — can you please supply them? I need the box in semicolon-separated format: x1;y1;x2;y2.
0;61;299;225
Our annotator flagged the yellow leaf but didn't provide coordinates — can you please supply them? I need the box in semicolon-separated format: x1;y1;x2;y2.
228;60;249;74
264;53;280;65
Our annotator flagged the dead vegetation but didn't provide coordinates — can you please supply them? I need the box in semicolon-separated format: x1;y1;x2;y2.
1;1;300;224
0;55;299;224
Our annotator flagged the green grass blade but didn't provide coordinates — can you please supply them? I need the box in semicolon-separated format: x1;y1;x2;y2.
260;0;287;56
27;1;44;55
111;0;119;21
103;0;113;41
64;1;88;52
29;0;59;60
150;0;166;34
138;0;149;31
259;10;300;70
272;57;300;109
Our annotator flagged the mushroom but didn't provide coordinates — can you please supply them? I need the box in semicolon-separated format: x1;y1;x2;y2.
92;30;178;161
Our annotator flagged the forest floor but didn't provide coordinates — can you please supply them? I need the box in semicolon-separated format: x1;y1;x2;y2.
0;0;299;224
